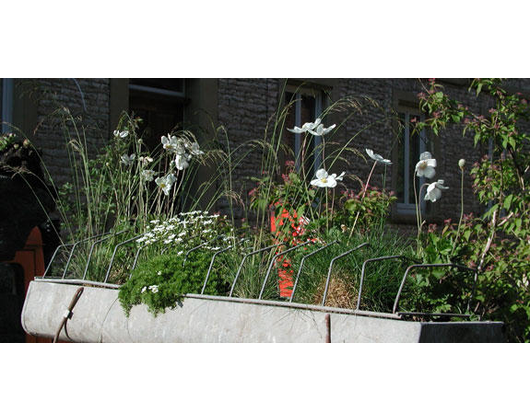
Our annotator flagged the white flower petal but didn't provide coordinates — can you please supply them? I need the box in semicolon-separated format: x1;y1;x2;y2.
415;154;437;179
425;187;441;202
320;124;336;135
419;151;432;161
366;148;392;165
436;179;449;190
175;154;189;170
315;168;328;179
422;166;436;179
425;159;437;168
424;180;448;202
287;126;305;134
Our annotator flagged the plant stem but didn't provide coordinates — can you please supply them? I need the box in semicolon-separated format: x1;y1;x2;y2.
452;168;465;256
325;188;329;234
349;161;377;237
414;178;428;255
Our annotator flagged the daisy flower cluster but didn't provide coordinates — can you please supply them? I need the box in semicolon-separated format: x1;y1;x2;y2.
136;211;236;250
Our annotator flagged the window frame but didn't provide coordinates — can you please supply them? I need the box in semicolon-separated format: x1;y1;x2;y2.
129;81;186;101
128;78;187;151
391;92;435;223
395;109;428;216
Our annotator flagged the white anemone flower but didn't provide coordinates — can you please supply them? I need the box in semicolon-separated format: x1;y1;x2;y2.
139;156;154;166
188;142;204;156
310;168;344;188
120;153;136;166
161;135;175;151
287;118;322;134
424;179;449;202
161;134;184;153
366;148;392;165
141;169;156;182
287;118;336;136
155;173;177;196
308;122;336;137
415;151;437;179
175;153;190;171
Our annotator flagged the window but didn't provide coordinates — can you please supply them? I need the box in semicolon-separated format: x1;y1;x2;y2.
129;78;186;151
1;78;14;134
130;78;184;93
393;105;433;218
283;86;325;177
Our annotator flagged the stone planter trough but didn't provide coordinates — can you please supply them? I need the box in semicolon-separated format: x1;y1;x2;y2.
21;277;505;343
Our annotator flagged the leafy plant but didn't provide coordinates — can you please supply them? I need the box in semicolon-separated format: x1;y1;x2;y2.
417;78;530;341
334;185;396;233
119;249;230;316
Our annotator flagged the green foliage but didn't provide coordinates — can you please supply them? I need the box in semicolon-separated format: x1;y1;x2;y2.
411;228;477;315
276;228;418;313
333;185;397;233
418;78;530;341
119;249;230;316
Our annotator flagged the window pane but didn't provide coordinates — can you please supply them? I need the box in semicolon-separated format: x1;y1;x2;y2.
409;116;420;202
283;92;319;176
396;111;425;206
301;95;316;176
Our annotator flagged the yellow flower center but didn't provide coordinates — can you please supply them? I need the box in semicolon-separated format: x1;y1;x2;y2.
321;178;328;183
419;161;427;170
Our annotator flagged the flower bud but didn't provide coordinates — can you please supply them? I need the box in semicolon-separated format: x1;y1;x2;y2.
458;159;466;169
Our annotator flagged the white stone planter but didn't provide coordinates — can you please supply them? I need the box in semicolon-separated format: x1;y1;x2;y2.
21;278;504;343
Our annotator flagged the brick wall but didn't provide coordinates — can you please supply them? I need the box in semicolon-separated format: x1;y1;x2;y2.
23;78;111;187
217;78;280;217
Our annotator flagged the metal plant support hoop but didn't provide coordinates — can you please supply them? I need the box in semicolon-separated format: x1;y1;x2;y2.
39;233;485;324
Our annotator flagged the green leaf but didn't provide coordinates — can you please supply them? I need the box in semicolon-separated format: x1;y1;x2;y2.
504;194;513;211
483;203;499;220
344;199;357;213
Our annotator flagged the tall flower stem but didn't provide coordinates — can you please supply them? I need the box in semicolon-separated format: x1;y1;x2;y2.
325;188;329;234
452;167;465;256
414;178;428;254
349;161;377;237
414;173;421;236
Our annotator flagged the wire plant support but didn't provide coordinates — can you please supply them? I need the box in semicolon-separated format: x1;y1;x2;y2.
39;231;486;324
23;229;507;343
